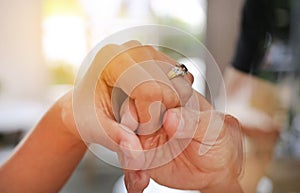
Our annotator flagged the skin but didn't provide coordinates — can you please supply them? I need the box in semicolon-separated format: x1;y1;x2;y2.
0;92;87;193
121;92;244;193
0;41;193;193
0;40;187;192
0;41;244;193
223;67;281;193
63;40;195;168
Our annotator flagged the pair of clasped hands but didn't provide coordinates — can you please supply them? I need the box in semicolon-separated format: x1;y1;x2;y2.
72;40;244;193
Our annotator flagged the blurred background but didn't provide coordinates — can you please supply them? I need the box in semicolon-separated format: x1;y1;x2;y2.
0;0;299;193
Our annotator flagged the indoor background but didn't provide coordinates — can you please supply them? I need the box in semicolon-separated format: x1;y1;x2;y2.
0;0;299;193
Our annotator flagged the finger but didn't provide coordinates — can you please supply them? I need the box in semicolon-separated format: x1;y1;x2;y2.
119;96;174;169
162;91;213;139
98;43;157;94
102;44;164;134
124;170;150;193
116;114;151;170
120;98;139;132
120;45;180;108
155;61;193;105
91;44;134;87
163;107;227;154
119;44;172;108
145;46;194;84
185;90;212;111
122;40;142;48
163;107;243;172
100;45;137;87
128;71;178;135
107;55;164;135
103;43;192;136
123;45;193;105
134;99;165;135
121;43;154;63
95;114;145;169
99;43;192;106
163;108;226;146
187;73;194;85
141;46;194;104
121;45;193;133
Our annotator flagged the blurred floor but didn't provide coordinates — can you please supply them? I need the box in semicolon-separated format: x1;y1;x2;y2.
61;155;300;193
1;141;300;193
61;151;123;193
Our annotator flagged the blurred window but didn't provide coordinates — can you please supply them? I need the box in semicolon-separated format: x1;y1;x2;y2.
42;0;206;84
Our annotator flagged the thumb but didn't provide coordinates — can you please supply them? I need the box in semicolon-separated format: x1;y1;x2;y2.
163;108;225;155
163;107;199;139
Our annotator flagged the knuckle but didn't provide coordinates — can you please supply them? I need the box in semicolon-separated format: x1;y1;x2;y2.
101;43;119;51
125;40;142;46
172;79;193;105
134;82;163;101
96;44;124;64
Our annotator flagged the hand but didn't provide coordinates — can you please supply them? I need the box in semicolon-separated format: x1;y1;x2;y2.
69;40;193;165
122;92;244;193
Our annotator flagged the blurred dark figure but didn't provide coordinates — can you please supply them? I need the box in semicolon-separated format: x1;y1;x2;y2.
223;0;300;192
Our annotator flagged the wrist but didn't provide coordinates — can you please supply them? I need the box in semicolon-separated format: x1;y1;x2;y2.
55;90;83;142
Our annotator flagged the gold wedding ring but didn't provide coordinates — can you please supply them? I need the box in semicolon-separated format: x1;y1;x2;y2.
167;63;188;80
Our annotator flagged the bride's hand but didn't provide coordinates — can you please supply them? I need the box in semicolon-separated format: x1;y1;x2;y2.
71;40;194;167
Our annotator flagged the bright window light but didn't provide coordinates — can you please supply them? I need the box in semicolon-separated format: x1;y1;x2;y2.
151;0;205;26
42;0;87;68
42;15;86;67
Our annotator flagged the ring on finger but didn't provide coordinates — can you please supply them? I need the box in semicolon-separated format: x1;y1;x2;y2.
167;63;188;80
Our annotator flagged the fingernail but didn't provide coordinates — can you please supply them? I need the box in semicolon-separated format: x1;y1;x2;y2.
163;108;180;125
198;144;212;156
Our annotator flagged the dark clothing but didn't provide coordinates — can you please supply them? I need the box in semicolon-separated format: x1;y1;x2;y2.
231;0;294;75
